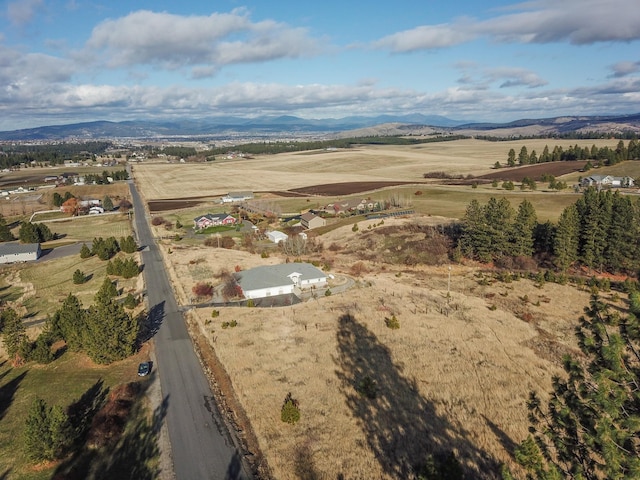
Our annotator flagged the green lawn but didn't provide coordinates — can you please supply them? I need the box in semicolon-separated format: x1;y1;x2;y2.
0;350;156;480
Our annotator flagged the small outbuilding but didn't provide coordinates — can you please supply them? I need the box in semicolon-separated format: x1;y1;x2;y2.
0;242;41;264
267;230;288;244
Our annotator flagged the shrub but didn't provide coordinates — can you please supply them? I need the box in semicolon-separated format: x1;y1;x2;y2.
79;243;92;259
151;216;165;226
123;293;139;310
192;282;214;298
324;289;332;297
384;314;400;329
281;392;300;424
261;251;270;258
352;223;359;232
246;299;255;308
72;269;86;285
211;309;220;318
356;376;378;399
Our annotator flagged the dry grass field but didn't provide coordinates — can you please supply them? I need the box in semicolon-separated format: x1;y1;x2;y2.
132;139;636;478
152;216;597;479
132;138;623;201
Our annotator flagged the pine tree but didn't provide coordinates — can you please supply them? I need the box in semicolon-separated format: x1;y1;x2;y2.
459;199;493;262
510;199;537;257
604;192;639;273
79;243;92;258
51;294;86;351
18;222;39;243
1;308;28;364
576;189;610;271
515;294;640;479
0;214;14;242
24;398;71;461
95;277;118;304
102;195;114;211
518;146;529;165
553;204;580;272
484;197;514;258
507;148;516;167
83;298;138;364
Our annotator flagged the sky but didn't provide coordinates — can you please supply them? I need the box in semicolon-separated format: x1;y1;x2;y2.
1;0;639;131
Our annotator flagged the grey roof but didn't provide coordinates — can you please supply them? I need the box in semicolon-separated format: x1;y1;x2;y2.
237;263;326;292
0;242;40;255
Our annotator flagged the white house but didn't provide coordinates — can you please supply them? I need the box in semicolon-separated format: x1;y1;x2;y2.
267;231;288;244
237;263;328;300
0;242;41;264
221;191;254;204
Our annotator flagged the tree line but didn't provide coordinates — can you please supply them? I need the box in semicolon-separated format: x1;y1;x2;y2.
500;139;640;167
458;188;640;275
0;142;112;169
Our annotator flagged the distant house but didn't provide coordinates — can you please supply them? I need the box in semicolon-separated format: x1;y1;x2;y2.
300;212;326;230
581;175;635;188
237;263;328;300
0;242;41;264
267;231;288;244
193;213;237;230
326;198;381;215
89;206;104;215
221;191;254;204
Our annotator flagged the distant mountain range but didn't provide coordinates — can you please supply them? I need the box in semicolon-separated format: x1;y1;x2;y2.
1;112;639;141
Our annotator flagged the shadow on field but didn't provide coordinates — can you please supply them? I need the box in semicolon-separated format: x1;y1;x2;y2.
334;313;498;478
0;370;27;423
53;376;167;480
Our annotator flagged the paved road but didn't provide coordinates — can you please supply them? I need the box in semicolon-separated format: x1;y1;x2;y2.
128;180;251;480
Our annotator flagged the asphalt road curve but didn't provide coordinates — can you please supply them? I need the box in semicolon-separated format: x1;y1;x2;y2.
128;179;251;480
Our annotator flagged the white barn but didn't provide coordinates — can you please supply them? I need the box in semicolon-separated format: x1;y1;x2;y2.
267;231;288;244
0;243;41;264
237;263;328;300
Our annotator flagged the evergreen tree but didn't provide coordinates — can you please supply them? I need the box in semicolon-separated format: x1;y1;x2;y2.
515;295;640;479
576;189;610;271
507;148;516;167
72;269;86;284
83;297;138;364
0;214;14;242
459;199;493;262
95;277;118;304
102;195;114;211
1;308;28;364
79;243;92;258
23;398;71;461
518;146;529;165
484;197;514;258
553;204;580;272
51;294;86;351
119;235;137;254
603;193;638;273
18;222;39;243
510;199;537;257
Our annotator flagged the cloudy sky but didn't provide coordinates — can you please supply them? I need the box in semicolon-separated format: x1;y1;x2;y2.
1;0;639;130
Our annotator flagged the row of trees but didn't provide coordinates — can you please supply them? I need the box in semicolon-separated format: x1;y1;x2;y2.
504;139;640;167
81;235;137;261
458;198;538;262
0;141;111;169
459;189;640;275
19;221;55;243
50;279;139;364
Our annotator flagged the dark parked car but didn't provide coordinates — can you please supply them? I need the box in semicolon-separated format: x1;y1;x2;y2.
138;361;151;376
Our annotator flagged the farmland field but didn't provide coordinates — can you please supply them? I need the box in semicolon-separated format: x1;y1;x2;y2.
131;136;640;479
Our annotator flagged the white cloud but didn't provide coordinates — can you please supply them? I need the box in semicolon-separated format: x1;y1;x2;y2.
7;0;43;26
373;24;476;52
375;0;640;53
83;9;324;70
